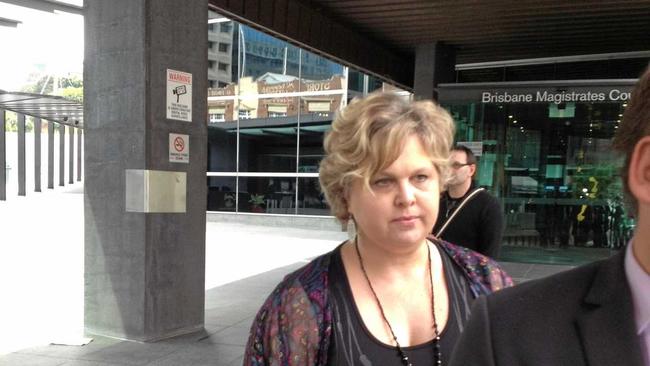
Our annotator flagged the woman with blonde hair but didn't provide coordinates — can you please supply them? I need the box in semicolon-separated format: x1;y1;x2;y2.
244;92;512;366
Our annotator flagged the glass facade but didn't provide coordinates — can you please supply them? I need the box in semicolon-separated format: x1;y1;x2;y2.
439;83;637;263
204;13;638;265
206;16;407;215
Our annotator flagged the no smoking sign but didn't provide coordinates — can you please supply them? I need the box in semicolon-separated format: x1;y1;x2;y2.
169;133;189;163
173;136;185;152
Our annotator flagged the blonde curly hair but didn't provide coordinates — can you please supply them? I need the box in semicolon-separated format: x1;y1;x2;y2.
319;92;455;223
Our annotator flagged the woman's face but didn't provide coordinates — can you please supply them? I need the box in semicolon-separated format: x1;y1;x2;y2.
347;135;440;251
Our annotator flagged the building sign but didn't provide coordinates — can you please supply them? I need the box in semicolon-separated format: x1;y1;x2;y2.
208;83;235;97
259;80;298;94
166;69;192;122
481;89;631;104
438;83;635;104
169;133;189;163
258;76;343;95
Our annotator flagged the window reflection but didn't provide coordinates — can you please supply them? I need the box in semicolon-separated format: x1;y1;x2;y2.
297;178;330;216
238;177;297;214
237;97;299;173
207;177;237;212
206;13;406;214
445;100;633;255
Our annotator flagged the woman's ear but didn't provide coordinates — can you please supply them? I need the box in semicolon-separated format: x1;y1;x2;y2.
628;136;650;207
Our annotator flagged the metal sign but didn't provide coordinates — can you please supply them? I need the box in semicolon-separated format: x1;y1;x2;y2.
166;69;192;122
169;133;189;163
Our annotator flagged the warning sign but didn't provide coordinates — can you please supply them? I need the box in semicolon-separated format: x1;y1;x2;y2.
169;133;189;163
166;69;192;122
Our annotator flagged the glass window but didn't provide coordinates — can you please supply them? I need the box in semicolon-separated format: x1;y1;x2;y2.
347;69;364;93
300;49;344;81
298;50;344;172
220;22;232;33
207;176;237;211
218;43;229;53
444;99;632;264
238;176;297;214
238;97;298;173
238;109;251;119
218;62;228;72
238;26;299;82
297;177;330;215
207;81;237;172
207;120;237;172
209;113;225;123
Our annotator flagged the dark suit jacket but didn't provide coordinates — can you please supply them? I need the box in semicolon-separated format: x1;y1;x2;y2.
449;250;645;366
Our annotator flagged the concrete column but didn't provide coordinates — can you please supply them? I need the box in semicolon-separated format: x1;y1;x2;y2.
77;128;82;181
85;0;207;341
34;117;41;192
0;110;5;201
18;113;25;196
48;120;54;189
69;126;74;184
59;123;65;186
413;42;456;101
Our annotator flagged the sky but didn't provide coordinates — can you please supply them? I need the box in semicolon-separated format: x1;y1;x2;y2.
0;0;84;91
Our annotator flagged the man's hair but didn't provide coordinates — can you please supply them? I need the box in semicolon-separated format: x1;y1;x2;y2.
319;92;455;223
452;144;477;165
612;66;650;216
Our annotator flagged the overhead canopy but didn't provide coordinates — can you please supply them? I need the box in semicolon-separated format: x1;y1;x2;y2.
209;0;650;88
0;90;83;127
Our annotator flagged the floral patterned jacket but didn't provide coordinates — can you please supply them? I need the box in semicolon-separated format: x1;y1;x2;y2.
243;239;514;366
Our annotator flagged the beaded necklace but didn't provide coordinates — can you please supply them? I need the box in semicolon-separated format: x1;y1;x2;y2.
354;239;442;366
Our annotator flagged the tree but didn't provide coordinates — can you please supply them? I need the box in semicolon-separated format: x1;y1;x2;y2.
20;74;83;103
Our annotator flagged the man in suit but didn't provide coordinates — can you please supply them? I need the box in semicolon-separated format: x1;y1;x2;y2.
449;67;650;366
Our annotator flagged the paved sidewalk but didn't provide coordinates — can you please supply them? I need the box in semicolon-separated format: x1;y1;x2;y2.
0;185;575;365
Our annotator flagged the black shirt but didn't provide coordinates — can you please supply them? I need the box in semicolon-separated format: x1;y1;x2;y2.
327;244;474;366
432;185;504;258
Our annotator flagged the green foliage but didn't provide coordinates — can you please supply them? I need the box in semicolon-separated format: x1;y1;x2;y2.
248;194;265;206
19;74;83;103
59;87;83;103
2;112;36;132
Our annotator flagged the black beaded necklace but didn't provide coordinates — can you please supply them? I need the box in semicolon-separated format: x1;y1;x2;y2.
354;239;442;366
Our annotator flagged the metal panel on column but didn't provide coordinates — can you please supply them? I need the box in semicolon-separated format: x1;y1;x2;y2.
0;110;5;200
69;126;74;184
77;128;82;181
48;120;54;189
59;122;65;186
17;113;25;196
34;118;41;192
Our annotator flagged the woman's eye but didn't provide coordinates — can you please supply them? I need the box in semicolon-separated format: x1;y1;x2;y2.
373;178;391;187
414;174;428;182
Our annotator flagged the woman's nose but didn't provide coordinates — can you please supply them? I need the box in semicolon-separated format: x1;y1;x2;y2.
396;182;416;206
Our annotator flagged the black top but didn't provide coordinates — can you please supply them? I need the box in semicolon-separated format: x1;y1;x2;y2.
432;184;504;258
327;244;474;366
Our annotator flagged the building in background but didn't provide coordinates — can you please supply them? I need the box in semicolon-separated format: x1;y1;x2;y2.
206;18;407;217
207;11;235;89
